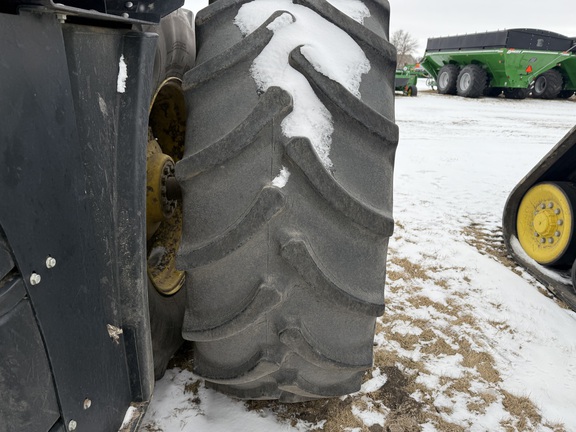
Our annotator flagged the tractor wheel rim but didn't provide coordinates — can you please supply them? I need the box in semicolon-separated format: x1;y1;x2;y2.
535;77;546;94
439;72;449;88
146;78;186;296
516;183;573;265
460;73;471;91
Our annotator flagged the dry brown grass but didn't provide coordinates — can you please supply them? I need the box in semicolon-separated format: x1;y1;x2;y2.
501;390;543;431
246;397;372;432
408;295;453;315
422;415;466;432
420;337;458;357
184;380;201;395
141;423;163;432
459;340;500;384
389;257;432;281
462;223;518;272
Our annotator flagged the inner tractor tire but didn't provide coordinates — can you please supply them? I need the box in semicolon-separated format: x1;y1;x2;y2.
139;8;196;380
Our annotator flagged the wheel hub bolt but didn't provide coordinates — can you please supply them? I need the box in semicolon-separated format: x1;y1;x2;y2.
540;238;546;243
558;220;564;225
549;238;554;243
555;231;561;237
555;208;561;215
548;202;554;208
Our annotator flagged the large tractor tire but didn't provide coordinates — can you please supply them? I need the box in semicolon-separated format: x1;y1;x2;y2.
138;9;196;379
437;64;459;95
531;69;563;99
456;64;486;98
177;0;397;402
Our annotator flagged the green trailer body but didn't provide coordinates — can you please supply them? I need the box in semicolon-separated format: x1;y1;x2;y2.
395;69;418;96
421;29;576;98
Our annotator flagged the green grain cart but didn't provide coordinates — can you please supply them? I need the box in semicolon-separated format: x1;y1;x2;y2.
421;29;576;99
394;68;418;96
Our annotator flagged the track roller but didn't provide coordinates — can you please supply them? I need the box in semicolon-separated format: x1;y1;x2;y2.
516;182;576;266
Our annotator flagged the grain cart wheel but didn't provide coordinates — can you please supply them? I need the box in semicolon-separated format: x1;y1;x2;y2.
503;87;528;100
177;0;397;402
437;64;459;95
531;69;563;99
456;64;486;98
516;182;576;266
138;9;196;379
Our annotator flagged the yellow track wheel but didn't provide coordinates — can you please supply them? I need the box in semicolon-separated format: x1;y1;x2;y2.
517;182;576;265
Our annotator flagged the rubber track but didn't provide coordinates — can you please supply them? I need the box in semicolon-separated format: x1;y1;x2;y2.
177;0;397;401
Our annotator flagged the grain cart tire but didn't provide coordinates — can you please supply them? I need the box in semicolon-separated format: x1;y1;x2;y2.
558;90;574;99
177;0;397;402
516;182;576;266
531;69;563;99
408;86;418;96
503;87;528;100
138;9;196;379
456;64;486;98
437;64;459;94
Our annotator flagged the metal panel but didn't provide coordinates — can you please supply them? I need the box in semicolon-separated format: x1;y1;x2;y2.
0;276;60;432
1;0;183;23
0;11;136;432
426;28;573;53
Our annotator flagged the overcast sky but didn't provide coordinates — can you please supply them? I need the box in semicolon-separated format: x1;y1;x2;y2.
183;0;574;58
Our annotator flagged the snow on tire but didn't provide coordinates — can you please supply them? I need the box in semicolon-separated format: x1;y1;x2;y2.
176;0;398;401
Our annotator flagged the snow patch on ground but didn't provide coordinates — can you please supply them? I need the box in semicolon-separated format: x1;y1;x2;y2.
235;1;371;169
143;369;303;431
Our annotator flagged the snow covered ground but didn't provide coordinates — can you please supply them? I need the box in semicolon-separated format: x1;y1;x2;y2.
141;81;576;431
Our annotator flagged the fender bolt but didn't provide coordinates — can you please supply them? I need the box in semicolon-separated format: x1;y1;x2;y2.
30;273;41;285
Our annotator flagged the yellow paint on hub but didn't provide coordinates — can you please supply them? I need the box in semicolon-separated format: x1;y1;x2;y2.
146;78;186;296
517;183;573;265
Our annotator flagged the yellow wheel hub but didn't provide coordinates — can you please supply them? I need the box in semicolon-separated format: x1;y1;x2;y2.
146;78;187;296
517;183;573;265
